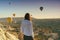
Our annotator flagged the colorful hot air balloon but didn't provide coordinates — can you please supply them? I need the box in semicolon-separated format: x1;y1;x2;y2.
40;6;43;11
7;17;13;23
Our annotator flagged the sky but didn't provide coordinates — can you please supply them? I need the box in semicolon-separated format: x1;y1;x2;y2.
0;0;60;19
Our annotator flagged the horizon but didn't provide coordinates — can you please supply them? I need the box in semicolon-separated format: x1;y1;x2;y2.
0;0;60;19
0;17;60;19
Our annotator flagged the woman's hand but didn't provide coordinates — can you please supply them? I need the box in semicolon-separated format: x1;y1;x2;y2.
18;32;23;40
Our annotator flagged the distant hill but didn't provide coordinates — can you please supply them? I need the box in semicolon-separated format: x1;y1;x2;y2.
0;17;60;22
32;18;60;32
0;17;23;23
0;17;60;30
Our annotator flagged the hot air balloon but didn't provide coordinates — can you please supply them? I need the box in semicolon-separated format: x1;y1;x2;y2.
9;2;11;5
13;13;16;23
40;6;43;11
13;13;15;17
7;17;13;23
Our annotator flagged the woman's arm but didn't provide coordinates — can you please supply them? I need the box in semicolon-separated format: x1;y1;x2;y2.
18;22;24;40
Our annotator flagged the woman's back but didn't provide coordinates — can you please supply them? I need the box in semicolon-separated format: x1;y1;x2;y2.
21;20;33;36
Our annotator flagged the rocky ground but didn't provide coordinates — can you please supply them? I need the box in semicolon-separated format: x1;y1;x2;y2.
0;23;19;40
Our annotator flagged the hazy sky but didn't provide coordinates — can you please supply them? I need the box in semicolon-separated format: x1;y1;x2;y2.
0;0;60;19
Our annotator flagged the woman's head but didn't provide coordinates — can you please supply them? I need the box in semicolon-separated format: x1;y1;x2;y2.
24;13;31;21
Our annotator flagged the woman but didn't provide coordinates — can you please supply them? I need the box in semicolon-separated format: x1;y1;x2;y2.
20;13;34;40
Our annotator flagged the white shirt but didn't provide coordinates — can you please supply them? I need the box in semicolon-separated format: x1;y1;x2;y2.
20;20;34;37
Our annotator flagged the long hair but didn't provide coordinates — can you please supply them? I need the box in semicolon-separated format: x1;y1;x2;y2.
24;13;31;21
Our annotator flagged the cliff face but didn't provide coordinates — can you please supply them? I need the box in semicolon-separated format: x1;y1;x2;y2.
0;24;19;40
